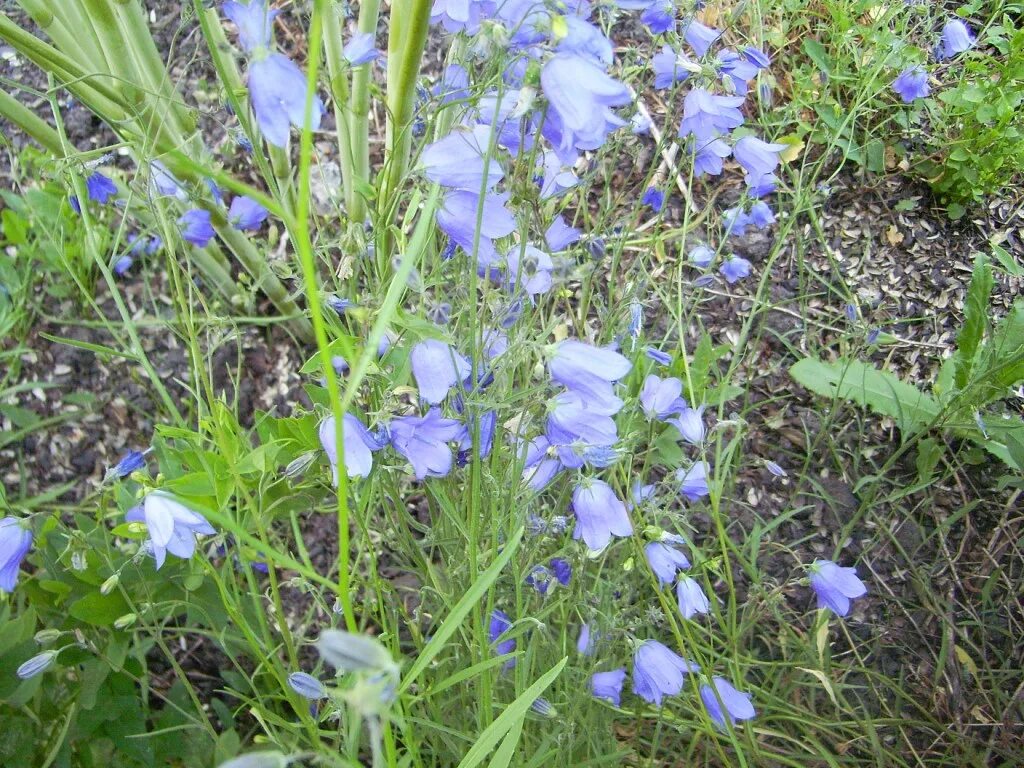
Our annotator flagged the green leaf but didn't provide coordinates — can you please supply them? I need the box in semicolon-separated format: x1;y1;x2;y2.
455;657;567;768
954;254;992;390
400;527;523;693
802;39;832;74
486;716;525;768
915;437;944;484
790;358;940;434
990;242;1024;277
69;592;130;627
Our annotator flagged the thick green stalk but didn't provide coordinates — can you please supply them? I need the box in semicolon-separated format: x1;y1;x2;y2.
108;0;199;146
0;14;132;124
16;0;92;67
322;4;357;214
0;88;64;155
348;0;381;223
379;0;430;215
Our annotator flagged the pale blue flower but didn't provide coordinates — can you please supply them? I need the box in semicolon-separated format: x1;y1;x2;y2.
343;32;379;66
720;256;751;284
592;669;626;705
676;576;710;618
645;541;690;585
684;20;721;57
248;53;324;148
632;640;700;706
228;195;269;230
700;676;755;727
125;492;216;570
411;340;471;405
0;517;32;591
809;559;867;616
892;66;930;102
572;479;633;552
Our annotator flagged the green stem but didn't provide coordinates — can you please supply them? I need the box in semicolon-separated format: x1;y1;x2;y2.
0;14;132;125
108;0;198;145
348;0;381;223
379;0;430;216
303;0;357;633
0;87;64;154
322;4;357;214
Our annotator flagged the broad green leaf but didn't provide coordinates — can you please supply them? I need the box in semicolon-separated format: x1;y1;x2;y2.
69;592;130;627
455;656;567;768
954;254;992;390
400;526;523;693
790;358;940;434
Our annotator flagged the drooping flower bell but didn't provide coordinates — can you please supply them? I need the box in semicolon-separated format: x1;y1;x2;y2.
808;559;867;616
125;492;216;570
0;517;33;591
891;66;930;103
700;676;756;728
632;640;700;706
572;479;633;552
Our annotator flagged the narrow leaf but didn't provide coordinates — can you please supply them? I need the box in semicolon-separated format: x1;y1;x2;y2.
456;656;567;768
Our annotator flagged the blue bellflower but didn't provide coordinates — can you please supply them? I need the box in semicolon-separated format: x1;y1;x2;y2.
645;346;672;365
343;32;379;66
640;0;675;34
684;20;721;57
592;669;627;705
288;671;326;700
939;19;975;59
689;244;714;267
228;195;269;230
0;517;33;591
178;209;216;247
678;88;745;141
421;125;503;190
545;215;582;251
506;244;554;297
639;375;687;421
892;66;930;102
733;136;787;188
489;608;516;658
437;190;516;267
541;54;630;160
644;540;690;585
125;492;216;570
642;187;665;212
86;171;117;204
410;339;472;405
668;405;705;444
106;449;147;480
388;408;466;479
223;1;277;53
430;0;497;34
549;340;632;398
677;462;710;500
652;45;692;90
700;676;756;727
693;137;731;177
248;53;325;148
632;640;700;706
319;412;383;481
720;256;751;284
572;479;633;551
677;576;711;618
808;559;868;616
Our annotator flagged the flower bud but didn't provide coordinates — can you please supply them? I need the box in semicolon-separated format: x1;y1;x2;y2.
17;650;58;680
100;574;120;595
34;629;63;646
